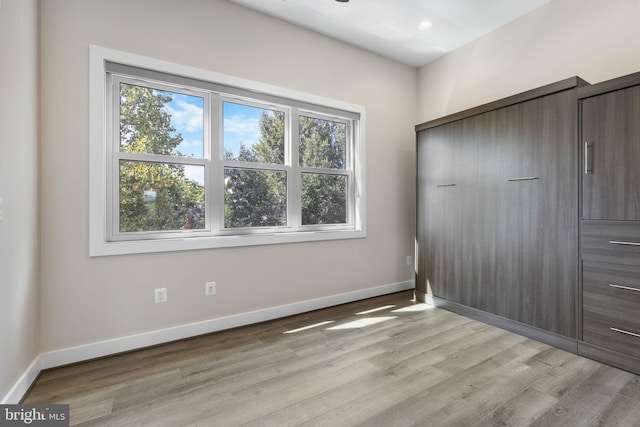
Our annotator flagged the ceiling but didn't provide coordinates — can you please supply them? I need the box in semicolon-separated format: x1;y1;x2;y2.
228;0;551;68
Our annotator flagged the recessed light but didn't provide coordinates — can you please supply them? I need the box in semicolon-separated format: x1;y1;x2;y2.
335;0;349;2
418;21;433;31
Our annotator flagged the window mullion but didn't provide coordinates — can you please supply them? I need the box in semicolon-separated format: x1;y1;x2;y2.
299;167;350;176
220;160;288;172
289;108;302;230
115;152;207;166
210;92;222;234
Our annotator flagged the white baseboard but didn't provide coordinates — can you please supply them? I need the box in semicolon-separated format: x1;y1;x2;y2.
40;280;414;370
1;355;42;404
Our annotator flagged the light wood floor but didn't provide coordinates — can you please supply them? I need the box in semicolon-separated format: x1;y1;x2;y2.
24;290;640;426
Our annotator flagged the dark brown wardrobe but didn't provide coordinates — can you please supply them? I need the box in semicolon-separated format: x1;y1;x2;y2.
579;72;640;374
416;71;640;375
416;78;586;352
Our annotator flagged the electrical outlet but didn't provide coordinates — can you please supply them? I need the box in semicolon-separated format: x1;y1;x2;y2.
205;281;216;296
406;255;412;266
155;288;167;303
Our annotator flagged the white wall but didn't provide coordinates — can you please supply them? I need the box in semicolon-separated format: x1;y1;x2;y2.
0;0;40;401
39;0;417;354
417;0;640;122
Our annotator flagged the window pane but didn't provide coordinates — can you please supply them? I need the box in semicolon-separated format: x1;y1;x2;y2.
223;102;284;164
299;116;346;169
302;173;347;225
224;168;287;228
120;83;204;158
119;161;205;232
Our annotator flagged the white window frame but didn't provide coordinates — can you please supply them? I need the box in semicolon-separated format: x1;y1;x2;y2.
218;96;291;234
89;45;366;256
108;75;212;241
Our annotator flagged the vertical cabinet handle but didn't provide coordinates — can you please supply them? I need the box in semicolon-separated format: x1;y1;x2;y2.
585;142;593;174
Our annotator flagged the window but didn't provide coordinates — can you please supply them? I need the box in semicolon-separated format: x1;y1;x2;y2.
89;46;365;256
113;79;208;239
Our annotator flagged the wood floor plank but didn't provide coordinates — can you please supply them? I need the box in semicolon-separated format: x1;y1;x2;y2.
21;290;640;426
618;375;640;400
531;356;604;399
589;394;640;427
67;397;114;425
369;313;475;367
522;343;577;369
202;360;383;426
431;327;528;373
371;344;550;426
241;357;443;426
300;366;450;427
530;365;634;426
471;388;558;426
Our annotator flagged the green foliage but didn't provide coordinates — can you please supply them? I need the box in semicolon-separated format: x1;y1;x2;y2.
119;84;348;232
256;111;285;164
301;173;346;225
119;84;182;155
223;112;348;227
223;112;287;228
118;84;205;232
223;163;287;228
299;115;346;169
298;116;347;225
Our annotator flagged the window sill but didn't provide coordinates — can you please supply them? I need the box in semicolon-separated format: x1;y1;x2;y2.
89;228;367;257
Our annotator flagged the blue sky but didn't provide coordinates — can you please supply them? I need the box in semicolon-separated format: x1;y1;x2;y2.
164;94;265;160
222;101;268;159
164;93;205;158
163;94;266;185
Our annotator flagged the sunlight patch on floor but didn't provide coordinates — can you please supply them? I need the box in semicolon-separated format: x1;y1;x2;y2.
391;304;433;313
283;320;335;334
356;305;396;315
326;316;397;330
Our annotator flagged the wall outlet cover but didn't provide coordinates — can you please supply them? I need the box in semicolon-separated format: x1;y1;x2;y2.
155;288;167;303
205;282;216;296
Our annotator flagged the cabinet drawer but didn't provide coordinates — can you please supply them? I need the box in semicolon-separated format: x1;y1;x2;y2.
582;221;640;266
583;313;640;357
583;262;640;319
583;261;640;356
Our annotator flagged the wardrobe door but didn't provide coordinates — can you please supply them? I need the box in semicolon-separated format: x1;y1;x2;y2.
416;120;476;303
417;125;448;299
484;91;577;337
582;85;640;220
465;111;498;312
528;90;577;337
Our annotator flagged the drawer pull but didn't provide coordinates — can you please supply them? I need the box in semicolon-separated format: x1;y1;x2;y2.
436;184;456;188
506;177;539;182
609;240;640;247
610;327;640;339
609;284;640;292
